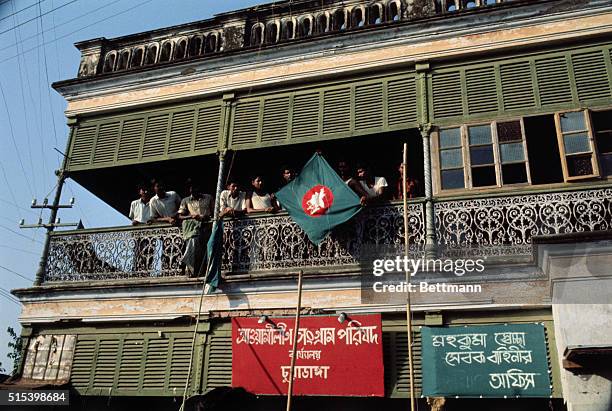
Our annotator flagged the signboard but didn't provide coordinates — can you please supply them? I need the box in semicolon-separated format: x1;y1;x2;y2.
421;323;552;397
232;314;384;396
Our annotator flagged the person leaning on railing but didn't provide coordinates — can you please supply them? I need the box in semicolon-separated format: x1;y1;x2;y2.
128;183;155;272
149;179;182;270
219;181;247;218
246;175;280;214
178;178;213;277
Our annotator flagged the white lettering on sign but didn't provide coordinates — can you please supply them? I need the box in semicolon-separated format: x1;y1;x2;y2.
431;333;487;350
494;332;526;349
488;369;539;390
281;365;330;383
288;349;322;361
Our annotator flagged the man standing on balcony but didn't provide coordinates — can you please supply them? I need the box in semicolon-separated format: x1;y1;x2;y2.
178;179;214;277
150;179;182;271
337;159;369;206
219;181;246;218
355;163;388;203
129;184;154;272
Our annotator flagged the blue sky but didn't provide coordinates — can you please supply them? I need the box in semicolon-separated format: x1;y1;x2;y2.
0;0;261;373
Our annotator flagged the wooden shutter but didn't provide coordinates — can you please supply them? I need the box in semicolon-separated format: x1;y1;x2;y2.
291;92;320;139
142;338;169;390
500;61;535;111
70;339;96;390
355;82;384;130
261;96;290;142
117;118;145;162
383;330;422;397
168;337;193;390
204;333;232;390
231;101;260;146
387;77;417;126
92;122;120;164
142;114;170;158
117;339;144;390
432;71;463;119
322;87;351;135
70;125;97;167
194;106;222;152
466;66;498;115
535;56;573;106
168;110;196;155
92;339;120;388
572;50;611;102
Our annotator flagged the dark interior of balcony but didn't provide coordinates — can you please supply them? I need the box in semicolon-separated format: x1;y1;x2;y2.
69;129;424;222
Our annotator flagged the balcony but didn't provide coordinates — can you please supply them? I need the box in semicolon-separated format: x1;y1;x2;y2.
41;185;611;284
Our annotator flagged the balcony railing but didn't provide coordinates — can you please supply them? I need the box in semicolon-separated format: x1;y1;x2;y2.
42;186;611;284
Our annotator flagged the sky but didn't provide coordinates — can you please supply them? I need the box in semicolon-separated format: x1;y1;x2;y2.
0;0;262;373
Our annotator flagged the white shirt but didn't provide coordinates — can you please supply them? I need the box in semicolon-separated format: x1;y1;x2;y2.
220;190;246;211
358;176;388;198
129;199;151;223
250;192;273;209
150;191;181;218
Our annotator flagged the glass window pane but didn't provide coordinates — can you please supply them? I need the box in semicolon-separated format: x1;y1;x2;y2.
500;142;525;163
497;121;522;143
440;128;461;148
502;163;528;184
560;111;586;133
468;125;492;145
441;169;465;190
470;145;494;165
440;148;463;169
567;154;593;177
563;133;591;154
472;165;497;187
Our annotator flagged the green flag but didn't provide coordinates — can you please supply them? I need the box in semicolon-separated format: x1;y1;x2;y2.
204;219;223;294
275;153;362;245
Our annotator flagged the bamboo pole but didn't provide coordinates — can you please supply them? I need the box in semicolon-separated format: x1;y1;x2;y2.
402;143;417;411
286;270;304;411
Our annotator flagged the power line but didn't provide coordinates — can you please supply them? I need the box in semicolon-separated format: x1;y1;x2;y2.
0;0;152;64
0;0;78;36
0;78;35;197
37;0;59;151
0;288;21;306
0;0;51;23
0;264;35;282
0;245;39;256
0;225;44;245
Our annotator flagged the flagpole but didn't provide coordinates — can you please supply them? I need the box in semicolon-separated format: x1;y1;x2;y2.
286;270;304;411
403;143;417;411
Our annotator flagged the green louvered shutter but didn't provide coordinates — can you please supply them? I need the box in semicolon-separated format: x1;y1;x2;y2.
291;92;320;139
355;82;384;130
383;330;422;397
92;122;120;164
261;96;290;142
500;61;536;111
142;338;169;390
142;114;170;158
323;87;351;135
205;333;232;390
231;100;260;147
117;118;145;162
194;105;222;152
572;50;611;102
92;339;120;389
535;56;573;106
70;339;96;390
466;66;498;115
168;337;193;390
168;110;196;155
387;77;417;126
70;125;97;167
432;71;463;119
117;339;144;391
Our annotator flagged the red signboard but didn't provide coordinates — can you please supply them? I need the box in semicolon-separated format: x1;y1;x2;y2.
232;314;384;396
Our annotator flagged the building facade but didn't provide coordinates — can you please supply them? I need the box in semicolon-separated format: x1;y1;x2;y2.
8;0;612;410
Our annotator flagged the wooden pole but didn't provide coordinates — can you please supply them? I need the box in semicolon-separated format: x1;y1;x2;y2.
403;143;417;411
286;270;304;411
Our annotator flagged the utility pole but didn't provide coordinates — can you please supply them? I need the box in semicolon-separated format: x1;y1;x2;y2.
19;169;79;285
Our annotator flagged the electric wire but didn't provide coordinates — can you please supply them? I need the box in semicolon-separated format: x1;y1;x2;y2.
0;225;44;245
0;245;39;256
0;264;35;282
0;0;78;36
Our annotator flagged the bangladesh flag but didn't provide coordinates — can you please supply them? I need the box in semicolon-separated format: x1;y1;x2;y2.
275;153;362;245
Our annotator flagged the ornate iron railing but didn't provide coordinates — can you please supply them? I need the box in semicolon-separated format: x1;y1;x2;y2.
45;225;185;282
434;186;612;257
41;187;612;283
221;203;425;273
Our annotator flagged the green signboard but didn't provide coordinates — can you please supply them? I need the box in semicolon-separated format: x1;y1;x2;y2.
421;323;552;398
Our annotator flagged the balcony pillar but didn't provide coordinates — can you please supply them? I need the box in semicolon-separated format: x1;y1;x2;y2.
420;124;436;254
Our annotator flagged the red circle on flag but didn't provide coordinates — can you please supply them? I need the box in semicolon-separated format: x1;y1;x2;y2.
301;185;334;217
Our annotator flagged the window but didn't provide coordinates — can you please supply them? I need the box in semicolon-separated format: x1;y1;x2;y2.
555;110;600;180
592;109;612;177
439;128;465;190
436;120;530;191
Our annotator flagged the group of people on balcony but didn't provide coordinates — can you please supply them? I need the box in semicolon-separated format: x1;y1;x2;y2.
124;159;419;276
